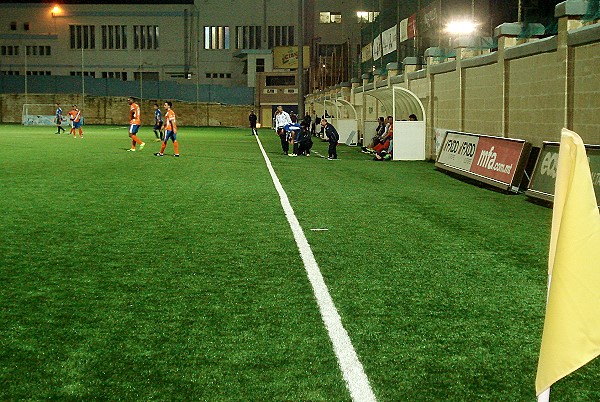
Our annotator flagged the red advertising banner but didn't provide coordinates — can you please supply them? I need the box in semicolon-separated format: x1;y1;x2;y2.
407;14;417;39
469;136;525;184
435;131;532;192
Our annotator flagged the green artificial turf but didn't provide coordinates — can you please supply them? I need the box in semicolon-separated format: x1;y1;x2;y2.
1;124;598;401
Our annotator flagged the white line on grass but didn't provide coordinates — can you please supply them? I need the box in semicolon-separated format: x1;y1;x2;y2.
254;135;376;402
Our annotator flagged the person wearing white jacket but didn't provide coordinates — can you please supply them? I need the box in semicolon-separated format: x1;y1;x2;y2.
274;105;292;155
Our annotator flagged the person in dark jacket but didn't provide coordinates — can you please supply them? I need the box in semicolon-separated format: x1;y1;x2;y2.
321;118;339;160
249;110;258;135
297;120;313;156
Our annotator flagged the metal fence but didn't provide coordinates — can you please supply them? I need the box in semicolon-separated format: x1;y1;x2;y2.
0;75;254;105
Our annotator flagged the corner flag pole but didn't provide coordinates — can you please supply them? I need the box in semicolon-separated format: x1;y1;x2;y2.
538;388;550;402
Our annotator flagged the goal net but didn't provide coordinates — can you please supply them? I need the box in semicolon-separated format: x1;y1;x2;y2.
22;104;64;126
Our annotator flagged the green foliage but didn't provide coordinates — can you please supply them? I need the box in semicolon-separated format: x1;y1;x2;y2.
0;125;598;400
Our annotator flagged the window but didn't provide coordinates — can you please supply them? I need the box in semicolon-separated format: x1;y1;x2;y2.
70;71;96;77
27;71;51;76
102;71;127;80
133;71;159;81
101;25;127;49
10;22;17;31
24;22;30;31
266;75;295;86
206;72;231;79
26;46;51;56
256;58;265;73
204;26;229;49
356;11;379;23
267;26;294;48
69;25;96;49
319;12;342;24
1;45;20;56
134;25;159;50
1;70;20;75
236;26;262;49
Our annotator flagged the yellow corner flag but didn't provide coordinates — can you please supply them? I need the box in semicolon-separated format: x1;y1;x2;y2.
536;129;600;396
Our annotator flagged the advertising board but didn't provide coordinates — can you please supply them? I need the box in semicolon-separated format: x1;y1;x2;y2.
273;46;310;69
526;142;600;206
435;131;531;192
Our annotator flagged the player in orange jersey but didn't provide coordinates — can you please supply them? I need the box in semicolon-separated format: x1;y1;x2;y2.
127;97;145;152
71;105;83;138
67;106;77;137
154;101;179;157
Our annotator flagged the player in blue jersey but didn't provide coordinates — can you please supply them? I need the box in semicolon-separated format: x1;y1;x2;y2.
55;103;65;134
284;114;302;156
152;103;163;141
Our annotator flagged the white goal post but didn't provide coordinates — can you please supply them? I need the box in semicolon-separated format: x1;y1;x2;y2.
22;104;66;126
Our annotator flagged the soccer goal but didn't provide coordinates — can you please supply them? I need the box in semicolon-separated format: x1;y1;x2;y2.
22;104;63;126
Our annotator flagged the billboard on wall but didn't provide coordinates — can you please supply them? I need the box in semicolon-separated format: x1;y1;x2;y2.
526;142;600;206
399;15;417;42
273;46;310;69
373;34;382;61
436;131;532;192
361;42;373;63
381;25;397;56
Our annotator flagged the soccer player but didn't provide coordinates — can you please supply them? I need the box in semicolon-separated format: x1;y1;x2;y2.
55;103;65;134
284;114;301;156
153;103;163;142
72;105;83;138
67;105;77;136
154;101;179;157
127;97;145;152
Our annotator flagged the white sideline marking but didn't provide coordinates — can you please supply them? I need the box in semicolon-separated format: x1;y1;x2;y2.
254;135;376;402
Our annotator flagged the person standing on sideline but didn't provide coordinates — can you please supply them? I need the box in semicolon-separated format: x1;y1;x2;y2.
274;105;292;155
249;110;258;135
55;103;65;134
71;105;83;138
321;118;339;160
154;101;179;157
127;97;145;152
153;103;163;142
310;109;316;136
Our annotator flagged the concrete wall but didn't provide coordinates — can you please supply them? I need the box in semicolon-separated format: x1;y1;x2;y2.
507;50;565;144
463;63;503;135
572;41;600;143
0;93;252;127
431;68;461;132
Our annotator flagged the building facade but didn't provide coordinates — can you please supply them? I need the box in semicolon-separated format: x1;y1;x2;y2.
0;0;373;86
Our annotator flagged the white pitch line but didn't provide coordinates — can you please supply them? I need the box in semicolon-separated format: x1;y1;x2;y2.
254;135;376;402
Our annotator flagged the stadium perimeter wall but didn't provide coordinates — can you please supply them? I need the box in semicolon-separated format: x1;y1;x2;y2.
0;94;252;127
310;19;600;159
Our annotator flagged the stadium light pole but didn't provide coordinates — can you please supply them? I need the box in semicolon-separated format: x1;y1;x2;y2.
24;48;28;107
139;48;143;105
81;47;85;110
297;0;304;118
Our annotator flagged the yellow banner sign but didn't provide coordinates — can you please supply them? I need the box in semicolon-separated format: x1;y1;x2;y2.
273;46;310;69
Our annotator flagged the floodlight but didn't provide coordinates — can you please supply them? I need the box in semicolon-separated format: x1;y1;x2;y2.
445;20;478;35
